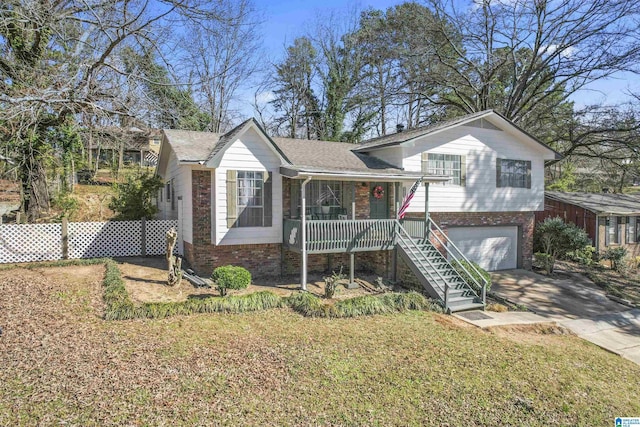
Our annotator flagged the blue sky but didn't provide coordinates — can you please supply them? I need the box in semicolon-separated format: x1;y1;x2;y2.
246;0;637;112
254;0;404;60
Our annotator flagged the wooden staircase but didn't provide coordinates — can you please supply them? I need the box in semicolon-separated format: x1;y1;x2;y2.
395;221;486;313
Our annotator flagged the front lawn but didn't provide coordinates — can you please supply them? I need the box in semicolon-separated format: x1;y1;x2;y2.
1;264;639;426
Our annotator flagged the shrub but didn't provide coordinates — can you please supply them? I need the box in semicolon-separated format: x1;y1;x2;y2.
451;259;491;295
534;252;554;274
109;171;163;220
324;267;345;299
534;217;591;274
601;247;628;273
211;265;251;296
567;245;596;266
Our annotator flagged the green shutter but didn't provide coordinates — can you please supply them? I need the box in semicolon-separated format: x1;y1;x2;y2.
226;170;237;228
496;158;503;187
460;155;467;187
263;172;272;227
525;160;532;189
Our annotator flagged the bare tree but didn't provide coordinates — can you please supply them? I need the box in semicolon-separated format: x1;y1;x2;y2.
179;0;263;133
424;0;640;125
0;0;259;221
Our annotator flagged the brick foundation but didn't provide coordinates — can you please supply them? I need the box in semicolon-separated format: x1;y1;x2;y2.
185;241;282;277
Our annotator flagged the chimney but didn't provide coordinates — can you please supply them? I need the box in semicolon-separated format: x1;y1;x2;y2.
396;124;405;133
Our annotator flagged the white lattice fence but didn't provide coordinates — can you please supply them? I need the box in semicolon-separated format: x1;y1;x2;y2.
145;219;179;255
0;223;62;263
0;218;181;264
68;221;142;259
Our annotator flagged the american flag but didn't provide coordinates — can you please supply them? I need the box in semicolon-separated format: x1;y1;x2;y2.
397;177;422;219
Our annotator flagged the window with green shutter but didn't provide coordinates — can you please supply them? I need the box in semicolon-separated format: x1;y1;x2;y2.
227;170;272;228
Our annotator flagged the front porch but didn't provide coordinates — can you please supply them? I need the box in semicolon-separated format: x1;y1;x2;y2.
280;171;487;312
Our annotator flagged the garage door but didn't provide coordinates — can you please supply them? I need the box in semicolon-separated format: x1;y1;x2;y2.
446;226;518;271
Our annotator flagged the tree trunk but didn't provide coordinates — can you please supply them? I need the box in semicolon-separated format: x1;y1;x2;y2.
166;227;182;287
22;156;51;222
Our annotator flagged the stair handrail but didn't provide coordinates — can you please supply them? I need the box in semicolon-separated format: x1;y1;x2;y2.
426;218;487;303
395;221;452;299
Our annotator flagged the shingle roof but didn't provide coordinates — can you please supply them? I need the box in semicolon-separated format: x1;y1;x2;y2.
272;137;408;175
162;129;221;162
355;110;493;151
546;191;640;215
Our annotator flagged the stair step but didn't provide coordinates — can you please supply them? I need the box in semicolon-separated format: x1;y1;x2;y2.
448;302;486;313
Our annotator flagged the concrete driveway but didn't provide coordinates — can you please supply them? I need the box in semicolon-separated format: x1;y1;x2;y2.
490;269;640;365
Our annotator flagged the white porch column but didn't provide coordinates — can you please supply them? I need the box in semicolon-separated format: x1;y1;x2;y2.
349;182;356;286
300;177;312;291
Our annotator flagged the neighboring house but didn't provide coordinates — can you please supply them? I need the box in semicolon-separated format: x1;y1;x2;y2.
84;127;161;168
156;110;559;312
539;191;640;256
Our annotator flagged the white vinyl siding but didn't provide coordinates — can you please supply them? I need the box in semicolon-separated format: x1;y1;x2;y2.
155;146;194;247
397;125;547;213
215;127;282;245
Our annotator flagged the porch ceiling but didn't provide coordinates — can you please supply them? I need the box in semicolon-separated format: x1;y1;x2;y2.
279;166;450;183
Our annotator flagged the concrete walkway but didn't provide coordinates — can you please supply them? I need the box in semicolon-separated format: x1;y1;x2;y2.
454;269;640;365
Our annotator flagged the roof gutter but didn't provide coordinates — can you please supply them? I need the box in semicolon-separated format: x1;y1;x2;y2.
280;167;451;182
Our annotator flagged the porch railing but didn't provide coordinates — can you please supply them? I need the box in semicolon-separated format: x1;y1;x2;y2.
283;219;396;254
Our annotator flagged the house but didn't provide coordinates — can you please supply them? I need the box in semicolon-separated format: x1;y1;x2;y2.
156;110;559;312
84;127;161;168
538;191;640;256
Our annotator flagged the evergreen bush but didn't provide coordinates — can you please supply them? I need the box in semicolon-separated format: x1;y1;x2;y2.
211;265;251;296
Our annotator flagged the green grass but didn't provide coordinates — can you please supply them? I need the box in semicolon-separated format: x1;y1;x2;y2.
2;262;640;425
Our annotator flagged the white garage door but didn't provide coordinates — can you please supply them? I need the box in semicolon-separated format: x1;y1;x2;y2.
447;226;518;271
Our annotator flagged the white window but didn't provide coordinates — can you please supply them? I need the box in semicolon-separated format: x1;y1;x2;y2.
627;216;639;244
423;153;462;185
606;216;620;245
237;171;264;227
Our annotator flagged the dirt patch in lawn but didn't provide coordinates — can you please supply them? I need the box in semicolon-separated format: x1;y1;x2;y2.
117;257;386;304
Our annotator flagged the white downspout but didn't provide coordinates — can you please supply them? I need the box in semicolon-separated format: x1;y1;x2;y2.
300;176;312;291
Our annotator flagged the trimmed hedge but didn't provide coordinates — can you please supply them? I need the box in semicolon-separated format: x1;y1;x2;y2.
211;265;251;296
